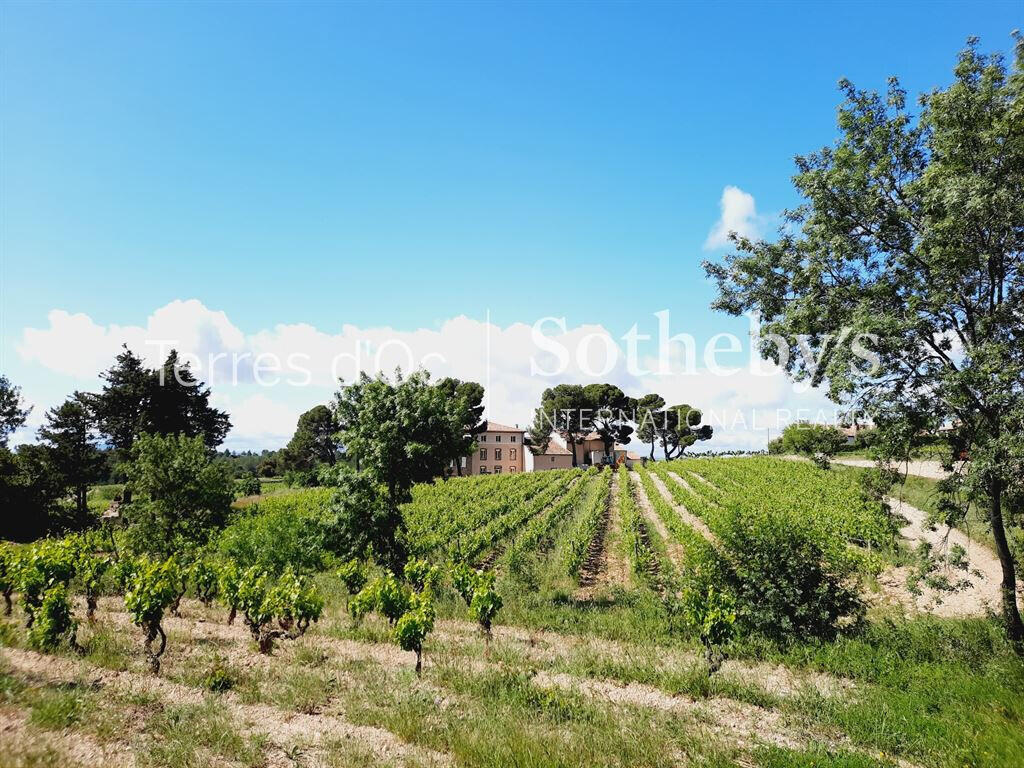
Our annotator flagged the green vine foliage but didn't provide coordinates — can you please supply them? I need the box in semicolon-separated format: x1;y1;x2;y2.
0;543;18;616
29;584;80;652
76;553;110;621
403;558;442;594
274;567;324;637
124;558;181;673
468;570;503;651
337;559;367;599
18;539;77;628
394;590;436;676
451;562;477;605
680;583;736;675
236;565;324;653
190;559;219;605
217;561;242;624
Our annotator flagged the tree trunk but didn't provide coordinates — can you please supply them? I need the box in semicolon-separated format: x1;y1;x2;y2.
3;591;11;616
990;480;1024;653
568;436;578;467
415;647;422;677
648;439;655;461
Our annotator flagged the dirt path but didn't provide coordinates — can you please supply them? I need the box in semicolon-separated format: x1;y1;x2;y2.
629;472;687;569
645;471;717;544
880;497;1021;617
574;473;630;599
0;706;138;768
1;646;452;768
834;458;951;479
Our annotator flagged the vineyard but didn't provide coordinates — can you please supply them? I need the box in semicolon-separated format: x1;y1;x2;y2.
2;458;1023;768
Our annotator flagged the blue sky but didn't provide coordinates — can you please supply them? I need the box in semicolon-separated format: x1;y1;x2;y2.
1;2;1020;450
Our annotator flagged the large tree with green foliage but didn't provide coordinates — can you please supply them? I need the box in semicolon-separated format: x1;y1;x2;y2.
656;404;713;459
436;377;486;475
0;375;30;449
147;350;231;449
704;37;1024;649
122;433;234;556
530;384;594;467
331;370;468;567
37;393;106;524
284;405;340;470
89;346;231;463
635;393;666;460
584;383;635;458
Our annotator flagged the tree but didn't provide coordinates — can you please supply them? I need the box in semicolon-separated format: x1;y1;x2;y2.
38;393;106;524
531;385;594;467
584;384;635;459
89;346;153;466
89;347;231;506
0;375;30;448
122;433;234;556
657;404;713;459
703;36;1024;649
635;394;666;461
148;350;231;449
284;405;340;470
772;422;846;469
436;378;486;475
331;370;466;567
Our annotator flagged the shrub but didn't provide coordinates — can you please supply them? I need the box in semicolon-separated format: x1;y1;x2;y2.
0;543;18;616
124;558;180;673
451;562;477;605
348;572;409;626
18;539;77;628
394;591;435;676
217;491;333;576
76;553;110;621
403;558;442;594
468;571;503;654
374;572;409;624
29;584;80;652
217;561;242;624
337;559;367;607
716;508;863;642
236;565;324;653
274;567;324;637
121;433;234;557
679;582;735;675
190;559;218;605
234;473;262;498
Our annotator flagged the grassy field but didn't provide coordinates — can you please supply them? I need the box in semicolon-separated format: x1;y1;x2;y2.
3;459;1023;768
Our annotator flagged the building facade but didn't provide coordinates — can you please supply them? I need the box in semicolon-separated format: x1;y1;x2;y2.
461;421;526;475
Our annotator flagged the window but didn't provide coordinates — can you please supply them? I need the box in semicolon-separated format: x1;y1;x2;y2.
480;448;487;460
479;466;488;474
479;435;486;442
510;448;517;460
460;456;467;468
495;435;502;442
494;465;501;474
510;466;517;472
551;456;555;462
511;435;518;443
495;448;502;461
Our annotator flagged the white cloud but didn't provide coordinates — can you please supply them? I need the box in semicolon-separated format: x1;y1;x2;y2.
18;299;839;452
703;185;762;250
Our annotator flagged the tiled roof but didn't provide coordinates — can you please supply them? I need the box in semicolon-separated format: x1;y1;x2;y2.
539;442;572;455
482;420;525;432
